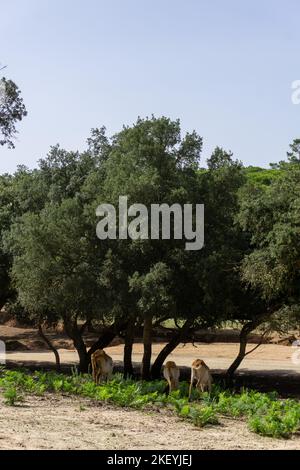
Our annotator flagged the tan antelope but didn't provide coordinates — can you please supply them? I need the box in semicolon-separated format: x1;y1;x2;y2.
163;361;180;394
189;359;212;399
91;349;113;385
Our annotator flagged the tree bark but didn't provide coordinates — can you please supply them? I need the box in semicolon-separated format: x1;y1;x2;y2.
123;319;135;378
151;319;194;379
64;319;88;373
73;335;89;372
141;313;153;380
38;323;61;372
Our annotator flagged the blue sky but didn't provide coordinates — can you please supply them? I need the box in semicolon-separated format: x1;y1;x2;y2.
1;0;300;173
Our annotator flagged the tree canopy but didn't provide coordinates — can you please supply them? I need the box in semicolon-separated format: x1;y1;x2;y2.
1;115;297;377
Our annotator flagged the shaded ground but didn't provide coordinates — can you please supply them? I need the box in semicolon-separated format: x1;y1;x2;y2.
4;342;300;397
5;341;300;374
0;394;300;450
2;324;300;396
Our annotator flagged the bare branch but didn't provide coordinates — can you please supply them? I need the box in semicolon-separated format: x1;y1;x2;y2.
245;328;271;356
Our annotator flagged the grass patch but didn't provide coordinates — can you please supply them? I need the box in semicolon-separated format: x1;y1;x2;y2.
0;368;299;438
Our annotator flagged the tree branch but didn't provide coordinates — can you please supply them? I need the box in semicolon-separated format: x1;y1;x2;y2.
80;320;89;334
244;328;271;356
38;323;61;372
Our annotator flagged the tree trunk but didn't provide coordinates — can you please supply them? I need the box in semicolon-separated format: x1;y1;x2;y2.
87;327;116;358
141;313;153;380
63;317;129;373
123;319;135;378
151;319;193;379
38;324;61;372
226;320;260;379
64;319;88;373
76;342;89;373
87;318;129;360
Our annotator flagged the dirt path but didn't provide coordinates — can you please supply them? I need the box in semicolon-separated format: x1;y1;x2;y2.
5;342;300;375
0;394;299;450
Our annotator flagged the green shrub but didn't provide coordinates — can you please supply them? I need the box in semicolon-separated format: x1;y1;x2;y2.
1;369;300;439
3;385;23;406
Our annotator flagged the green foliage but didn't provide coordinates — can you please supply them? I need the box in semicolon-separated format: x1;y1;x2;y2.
286;139;300;165
0;77;27;148
207;147;241;171
5;197;104;341
1;116;300;378
3;385;23;406
249;401;300;438
129;263;174;316
240;162;300;329
245;166;282;187
0;370;25;405
1;369;300;438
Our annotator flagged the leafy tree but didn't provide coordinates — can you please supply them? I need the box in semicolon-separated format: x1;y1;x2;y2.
207;147;237;170
151;148;268;379
4;116;283;381
87;126;111;163
269;138;300;169
96;249;139;377
239;160;300;311
4;132;126;371
230;154;300;375
287;139;300;163
38;144;100;204
6;199;105;371
0;77;27;148
129;262;174;379
84;116;205;379
0;166;50;311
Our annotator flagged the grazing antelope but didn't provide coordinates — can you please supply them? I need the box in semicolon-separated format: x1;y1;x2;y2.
91;349;113;385
163;361;180;394
189;359;212;399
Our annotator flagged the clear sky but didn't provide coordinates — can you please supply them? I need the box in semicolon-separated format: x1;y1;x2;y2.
1;0;300;173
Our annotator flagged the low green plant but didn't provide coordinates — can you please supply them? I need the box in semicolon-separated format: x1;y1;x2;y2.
3;385;24;406
1;369;300;438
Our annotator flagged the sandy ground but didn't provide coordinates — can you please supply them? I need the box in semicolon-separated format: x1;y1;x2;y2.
2;326;300;450
0;394;299;450
5;342;300;375
2;323;300;374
